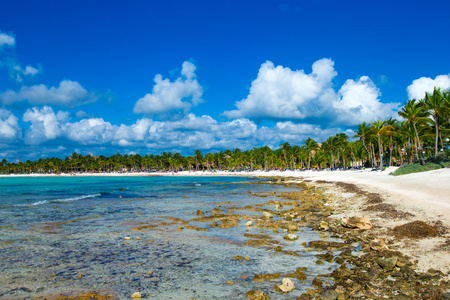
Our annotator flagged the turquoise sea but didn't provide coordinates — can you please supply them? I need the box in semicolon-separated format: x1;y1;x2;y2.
0;176;336;299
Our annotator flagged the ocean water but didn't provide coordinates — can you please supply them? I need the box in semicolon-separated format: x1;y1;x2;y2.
0;176;337;299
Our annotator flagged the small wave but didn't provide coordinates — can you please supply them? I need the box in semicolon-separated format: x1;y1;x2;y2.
15;200;49;207
53;193;101;203
14;193;101;207
194;183;202;187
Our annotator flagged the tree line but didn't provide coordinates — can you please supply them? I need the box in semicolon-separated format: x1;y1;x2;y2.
1;88;449;174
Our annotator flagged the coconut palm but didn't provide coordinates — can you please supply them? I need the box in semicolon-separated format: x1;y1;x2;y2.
371;120;394;170
353;122;372;166
322;135;343;169
385;118;399;166
423;87;445;157
398;99;428;165
304;137;318;170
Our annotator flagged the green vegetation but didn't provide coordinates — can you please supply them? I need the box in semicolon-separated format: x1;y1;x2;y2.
392;156;450;176
1;88;449;174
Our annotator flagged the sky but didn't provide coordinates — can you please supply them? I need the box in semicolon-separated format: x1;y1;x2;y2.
0;0;449;161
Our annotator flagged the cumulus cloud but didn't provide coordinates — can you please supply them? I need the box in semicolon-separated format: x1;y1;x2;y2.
0;31;15;48
224;59;337;120
22;106;68;145
407;74;450;100
224;58;399;126
133;61;203;117
0;109;21;142
65;118;116;144
0;80;97;107
334;76;399;125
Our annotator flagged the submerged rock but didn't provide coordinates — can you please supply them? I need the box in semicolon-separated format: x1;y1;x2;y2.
318;222;329;231
246;290;269;300
319;289;338;300
283;233;299;241
275;278;295;293
211;208;223;214
261;211;274;218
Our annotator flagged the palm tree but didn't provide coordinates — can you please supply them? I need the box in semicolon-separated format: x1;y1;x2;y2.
385;118;399;166
279;142;291;169
304;138;318;170
398;99;428;165
322;135;342;169
194;149;203;171
371;120;395;170
353;122;372;166
423;87;445;157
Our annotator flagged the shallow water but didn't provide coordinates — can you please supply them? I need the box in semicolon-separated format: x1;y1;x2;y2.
0;176;338;299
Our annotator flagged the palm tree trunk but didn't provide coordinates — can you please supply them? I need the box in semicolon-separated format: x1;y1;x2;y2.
412;123;425;165
434;116;439;157
378;136;384;171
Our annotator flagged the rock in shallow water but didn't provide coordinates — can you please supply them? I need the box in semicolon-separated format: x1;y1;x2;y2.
261;211;274;218
275;277;295;293
246;290;269;300
283;233;299;241
319;289;338;300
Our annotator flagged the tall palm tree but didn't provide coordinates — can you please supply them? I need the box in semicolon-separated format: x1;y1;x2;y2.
398;99;428;165
322;135;342;169
303;138;318;170
385;118;399;166
423;87;445;157
353;122;372;166
278;142;291;169
194;149;202;171
371;119;394;170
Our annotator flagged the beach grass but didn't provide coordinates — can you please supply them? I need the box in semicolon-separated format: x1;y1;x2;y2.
392;156;450;176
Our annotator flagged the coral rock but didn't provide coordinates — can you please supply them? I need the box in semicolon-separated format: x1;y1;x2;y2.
275;277;296;293
341;216;372;230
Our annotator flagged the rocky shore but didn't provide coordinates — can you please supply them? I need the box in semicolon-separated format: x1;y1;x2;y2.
13;175;450;300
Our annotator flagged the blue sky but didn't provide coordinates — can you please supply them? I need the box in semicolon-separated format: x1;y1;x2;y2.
0;0;449;161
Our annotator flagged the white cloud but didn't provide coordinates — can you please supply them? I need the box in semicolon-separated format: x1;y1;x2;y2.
22;106;68;145
75;110;88;118
224;58;399;126
12;64;41;82
0;32;15;47
115;118;153;141
0;80;97;107
64;118;116;144
335;76;399;125
133;61;203;117
407;74;450;100
224;59;337;120
0;109;21;142
24;65;39;75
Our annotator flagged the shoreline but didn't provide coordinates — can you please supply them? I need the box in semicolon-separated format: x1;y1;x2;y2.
3;167;449;221
1;168;449;298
